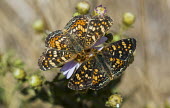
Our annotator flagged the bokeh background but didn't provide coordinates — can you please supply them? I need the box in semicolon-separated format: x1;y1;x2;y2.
0;0;170;108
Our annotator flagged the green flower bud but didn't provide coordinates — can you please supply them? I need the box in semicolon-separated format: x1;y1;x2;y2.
76;97;81;102
32;19;45;32
29;75;43;87
73;12;81;17
13;68;26;80
113;34;121;42
76;1;90;15
105;94;123;108
123;12;135;26
13;59;24;67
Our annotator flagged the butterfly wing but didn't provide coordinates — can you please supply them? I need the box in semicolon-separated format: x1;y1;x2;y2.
64;15;113;50
101;38;136;76
84;15;113;49
38;30;77;71
68;38;136;90
68;56;111;90
38;49;77;71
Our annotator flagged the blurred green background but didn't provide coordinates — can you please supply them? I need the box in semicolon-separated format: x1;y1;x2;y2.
0;0;170;108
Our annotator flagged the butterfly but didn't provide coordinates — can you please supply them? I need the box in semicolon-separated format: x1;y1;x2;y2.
38;15;113;71
68;38;136;90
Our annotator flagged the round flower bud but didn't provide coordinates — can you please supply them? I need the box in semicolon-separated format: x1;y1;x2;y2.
13;68;26;80
113;34;121;42
76;1;90;15
13;59;24;67
105;94;123;108
93;5;107;16
123;12;135;26
32;19;45;32
29;75;43;87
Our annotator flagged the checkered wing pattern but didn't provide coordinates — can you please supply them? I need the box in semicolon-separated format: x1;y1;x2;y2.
68;38;136;90
38;30;77;71
68;56;110;90
38;49;77;71
64;15;89;50
68;59;95;90
84;15;113;49
89;56;111;90
64;15;113;50
102;38;136;61
101;38;136;77
45;30;74;50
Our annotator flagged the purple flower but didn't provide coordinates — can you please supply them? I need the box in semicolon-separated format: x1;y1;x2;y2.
60;37;108;79
93;5;107;16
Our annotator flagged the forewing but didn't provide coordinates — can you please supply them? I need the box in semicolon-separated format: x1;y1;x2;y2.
64;15;113;50
84;15;113;49
64;15;89;48
45;30;74;51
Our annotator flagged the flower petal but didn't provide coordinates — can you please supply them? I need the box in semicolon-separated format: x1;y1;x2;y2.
66;62;81;79
92;36;108;47
61;60;82;79
63;70;69;76
94;46;104;51
66;67;75;79
93;5;107;16
60;60;77;72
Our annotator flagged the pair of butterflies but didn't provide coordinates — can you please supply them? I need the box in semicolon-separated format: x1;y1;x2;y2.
38;15;136;90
